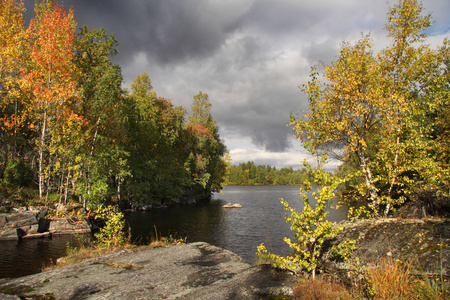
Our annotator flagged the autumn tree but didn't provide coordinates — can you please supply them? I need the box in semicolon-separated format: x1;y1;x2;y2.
0;1;230;208
374;0;449;216
432;42;450;171
291;0;449;217
19;1;81;200
0;0;30;182
0;0;25;107
186;92;227;200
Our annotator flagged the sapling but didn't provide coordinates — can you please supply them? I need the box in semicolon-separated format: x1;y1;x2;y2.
256;160;355;278
94;205;126;249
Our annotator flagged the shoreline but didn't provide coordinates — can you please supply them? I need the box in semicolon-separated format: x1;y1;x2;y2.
0;207;92;241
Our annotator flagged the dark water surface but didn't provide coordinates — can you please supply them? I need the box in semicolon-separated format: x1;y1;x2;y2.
0;185;347;279
126;185;348;264
0;234;87;279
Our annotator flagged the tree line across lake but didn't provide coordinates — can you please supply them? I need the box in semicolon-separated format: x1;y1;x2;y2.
225;161;312;186
0;0;227;209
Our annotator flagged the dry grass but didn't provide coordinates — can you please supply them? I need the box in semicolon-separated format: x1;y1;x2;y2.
103;261;144;270
363;258;416;299
351;258;449;300
293;276;352;300
291;258;449;300
42;235;186;272
42;246;125;271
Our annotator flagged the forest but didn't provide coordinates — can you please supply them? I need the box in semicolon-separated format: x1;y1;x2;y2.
225;161;312;186
0;0;227;209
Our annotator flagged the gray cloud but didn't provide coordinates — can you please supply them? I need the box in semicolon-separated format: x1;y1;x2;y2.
303;39;340;66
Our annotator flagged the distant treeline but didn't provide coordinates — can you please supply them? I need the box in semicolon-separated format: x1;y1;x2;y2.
225;161;312;186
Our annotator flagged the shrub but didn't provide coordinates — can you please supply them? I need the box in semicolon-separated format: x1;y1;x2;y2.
93;205;126;249
256;162;355;278
2;157;33;188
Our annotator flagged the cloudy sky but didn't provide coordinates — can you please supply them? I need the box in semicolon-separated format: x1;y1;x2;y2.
25;0;450;168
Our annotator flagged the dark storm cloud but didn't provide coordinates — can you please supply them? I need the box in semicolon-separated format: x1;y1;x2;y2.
76;0;248;65
25;0;246;64
252;126;292;152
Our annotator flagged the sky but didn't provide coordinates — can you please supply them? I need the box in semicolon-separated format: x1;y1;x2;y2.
24;0;450;169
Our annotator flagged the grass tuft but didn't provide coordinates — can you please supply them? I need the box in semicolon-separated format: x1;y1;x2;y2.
363;258;415;299
293;275;352;300
351;258;449;300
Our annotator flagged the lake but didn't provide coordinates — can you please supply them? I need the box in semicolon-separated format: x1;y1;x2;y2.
0;185;347;279
0;234;85;279
126;185;348;264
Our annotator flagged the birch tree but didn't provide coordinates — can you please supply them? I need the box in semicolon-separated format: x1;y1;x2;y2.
291;0;448;216
20;1;80;199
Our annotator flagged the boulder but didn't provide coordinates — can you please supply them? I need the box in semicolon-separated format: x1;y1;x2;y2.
0;228;19;240
3;212;38;227
18;224;39;235
0;215;8;226
324;218;450;278
0;242;296;299
49;219;91;235
0;211;42;240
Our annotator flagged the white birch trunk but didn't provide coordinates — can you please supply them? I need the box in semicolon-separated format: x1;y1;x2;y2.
357;145;380;213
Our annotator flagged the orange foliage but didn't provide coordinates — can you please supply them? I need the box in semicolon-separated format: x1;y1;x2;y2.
188;123;212;139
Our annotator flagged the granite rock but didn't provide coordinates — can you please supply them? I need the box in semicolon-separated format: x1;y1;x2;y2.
0;242;296;299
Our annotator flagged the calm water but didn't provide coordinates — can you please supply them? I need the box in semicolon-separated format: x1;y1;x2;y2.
0;234;87;279
126;185;348;264
0;185;347;279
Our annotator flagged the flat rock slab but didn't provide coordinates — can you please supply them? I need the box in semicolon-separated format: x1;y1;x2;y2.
0;242;295;299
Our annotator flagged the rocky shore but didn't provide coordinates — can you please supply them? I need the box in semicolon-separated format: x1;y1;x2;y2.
0;207;91;241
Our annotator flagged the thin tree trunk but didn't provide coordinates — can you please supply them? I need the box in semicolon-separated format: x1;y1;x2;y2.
312;242;317;279
357;145;380;214
84;116;101;208
64;166;71;205
58;163;65;204
14;98;17;156
117;175;121;205
38;110;47;199
384;121;402;217
45;152;52;204
385;135;400;217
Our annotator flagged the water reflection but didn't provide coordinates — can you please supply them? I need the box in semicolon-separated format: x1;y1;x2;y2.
0;234;86;279
126;185;348;264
